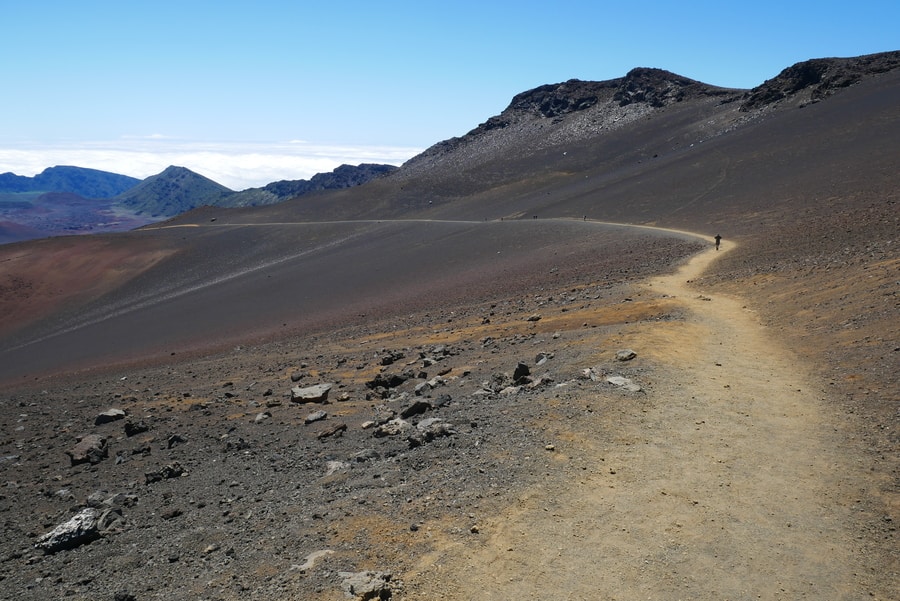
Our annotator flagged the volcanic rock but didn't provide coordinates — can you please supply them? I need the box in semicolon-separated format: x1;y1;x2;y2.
291;383;333;403
67;434;108;466
339;570;392;600
35;508;101;553
94;408;126;425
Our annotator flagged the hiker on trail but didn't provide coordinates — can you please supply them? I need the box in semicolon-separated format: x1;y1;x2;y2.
714;234;722;250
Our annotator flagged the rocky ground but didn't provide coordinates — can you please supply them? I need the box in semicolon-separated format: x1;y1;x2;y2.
0;233;705;600
1;227;896;600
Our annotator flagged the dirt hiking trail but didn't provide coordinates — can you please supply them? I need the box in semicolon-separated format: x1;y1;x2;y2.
403;241;890;600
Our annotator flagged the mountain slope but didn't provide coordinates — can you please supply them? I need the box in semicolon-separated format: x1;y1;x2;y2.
0;165;140;197
115;165;233;216
217;163;398;208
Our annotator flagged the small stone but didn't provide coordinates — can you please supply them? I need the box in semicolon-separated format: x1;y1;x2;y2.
290;383;332;403
339;571;392;600
95;409;127;425
305;410;327;424
67;435;108;466
615;349;637;361
124;420;149;437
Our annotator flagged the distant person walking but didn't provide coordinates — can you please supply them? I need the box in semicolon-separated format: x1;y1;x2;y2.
714;234;722;250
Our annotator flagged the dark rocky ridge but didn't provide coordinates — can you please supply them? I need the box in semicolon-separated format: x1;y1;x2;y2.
220;164;398;208
740;50;900;110
404;68;741;177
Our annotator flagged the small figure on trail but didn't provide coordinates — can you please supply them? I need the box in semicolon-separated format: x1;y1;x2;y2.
714;234;722;250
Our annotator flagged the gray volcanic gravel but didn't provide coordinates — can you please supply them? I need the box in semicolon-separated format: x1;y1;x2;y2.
0;232;702;600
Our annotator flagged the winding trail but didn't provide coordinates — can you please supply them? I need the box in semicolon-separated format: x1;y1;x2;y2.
405;241;875;599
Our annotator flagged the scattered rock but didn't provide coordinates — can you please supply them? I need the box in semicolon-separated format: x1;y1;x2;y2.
526;314;542;322
95;408;127;425
408;418;456;447
325;461;350;476
254;411;272;424
374;418;411;438
366;373;408;390
339;570;392;600
35;508;101;553
400;400;432;419
615;349;637;361
317;423;347;440
581;367;602;382
606;375;643;392
166;434;187;448
353;448;380;462
291;383;333;403
380;350;405;366
145;462;184;484
124;420;149;437
294;548;334;572
305;410;327;424
67;434;108;466
513;362;531;383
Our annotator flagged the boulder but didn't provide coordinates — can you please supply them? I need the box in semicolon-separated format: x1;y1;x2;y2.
400;400;432;419
416;418;456;441
291;383;333;403
366;373;408;390
339;570;392;600
374;418;411;438
67;434;108;466
616;349;637;361
316;423;347;439
35;508;101;553
513;362;531;383
124;420;149;437
95;408;126;425
145;462;184;484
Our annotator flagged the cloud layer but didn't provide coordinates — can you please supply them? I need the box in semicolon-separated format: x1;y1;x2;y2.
0;139;423;190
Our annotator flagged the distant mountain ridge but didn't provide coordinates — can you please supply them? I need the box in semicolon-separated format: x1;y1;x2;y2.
221;163;398;208
0;166;141;198
0;162;399;243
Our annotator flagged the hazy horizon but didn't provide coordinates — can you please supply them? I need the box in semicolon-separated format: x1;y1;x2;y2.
2;0;897;189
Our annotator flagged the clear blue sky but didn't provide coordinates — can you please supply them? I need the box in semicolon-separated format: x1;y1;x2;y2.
1;0;897;189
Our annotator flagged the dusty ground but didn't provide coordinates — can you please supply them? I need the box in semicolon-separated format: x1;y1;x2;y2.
403;242;897;600
1;230;895;600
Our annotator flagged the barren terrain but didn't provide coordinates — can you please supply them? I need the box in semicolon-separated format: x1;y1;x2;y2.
0;54;897;600
406;240;896;600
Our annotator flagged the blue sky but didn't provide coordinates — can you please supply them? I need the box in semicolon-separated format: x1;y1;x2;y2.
1;0;897;189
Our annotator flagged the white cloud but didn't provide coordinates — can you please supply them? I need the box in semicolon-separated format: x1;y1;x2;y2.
0;139;422;190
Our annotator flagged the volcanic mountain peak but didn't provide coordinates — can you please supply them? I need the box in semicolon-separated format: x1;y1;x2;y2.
480;68;735;129
115;165;233;217
401;67;743;180
740;50;900;110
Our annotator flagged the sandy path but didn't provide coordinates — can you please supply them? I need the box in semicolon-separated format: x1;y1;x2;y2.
404;242;878;600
